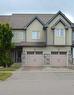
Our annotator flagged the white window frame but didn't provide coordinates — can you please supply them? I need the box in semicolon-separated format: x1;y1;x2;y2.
73;48;74;58
55;29;65;37
32;31;40;39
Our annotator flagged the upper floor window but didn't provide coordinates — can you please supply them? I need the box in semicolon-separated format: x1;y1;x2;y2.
32;31;40;39
55;29;65;37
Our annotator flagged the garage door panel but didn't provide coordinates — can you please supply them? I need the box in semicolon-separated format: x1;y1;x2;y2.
27;55;35;65
27;51;44;66
35;55;44;65
50;52;67;66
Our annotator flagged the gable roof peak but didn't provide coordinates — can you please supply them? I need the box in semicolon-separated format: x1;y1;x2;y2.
57;10;63;14
46;11;72;26
32;16;38;19
24;16;45;30
51;18;69;30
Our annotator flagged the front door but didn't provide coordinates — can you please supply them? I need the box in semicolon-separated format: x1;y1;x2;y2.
11;47;22;63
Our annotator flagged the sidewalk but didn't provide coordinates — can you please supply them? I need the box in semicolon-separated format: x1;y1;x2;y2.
21;66;74;72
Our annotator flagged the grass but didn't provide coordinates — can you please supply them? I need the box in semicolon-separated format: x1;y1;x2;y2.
0;63;21;81
0;63;21;71
0;72;12;81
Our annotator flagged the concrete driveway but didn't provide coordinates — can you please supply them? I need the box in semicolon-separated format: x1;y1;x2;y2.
0;67;74;95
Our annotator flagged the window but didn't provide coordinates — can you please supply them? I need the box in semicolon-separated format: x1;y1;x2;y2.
32;32;40;39
55;29;65;37
36;51;43;54
27;51;34;54
12;31;25;42
59;52;67;55
51;51;58;54
51;51;67;55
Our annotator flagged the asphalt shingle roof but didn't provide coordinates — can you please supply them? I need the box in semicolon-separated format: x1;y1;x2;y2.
0;12;73;29
0;14;55;29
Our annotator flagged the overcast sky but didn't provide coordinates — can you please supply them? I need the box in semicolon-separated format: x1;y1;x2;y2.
0;0;74;22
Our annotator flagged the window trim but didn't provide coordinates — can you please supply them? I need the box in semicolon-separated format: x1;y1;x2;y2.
32;31;40;40
55;28;65;37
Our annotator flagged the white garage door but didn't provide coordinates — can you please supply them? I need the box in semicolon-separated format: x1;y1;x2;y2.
27;51;44;66
50;51;67;66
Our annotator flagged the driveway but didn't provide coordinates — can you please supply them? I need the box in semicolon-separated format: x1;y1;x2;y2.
0;67;74;95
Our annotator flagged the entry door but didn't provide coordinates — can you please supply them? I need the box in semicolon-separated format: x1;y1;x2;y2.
11;48;22;63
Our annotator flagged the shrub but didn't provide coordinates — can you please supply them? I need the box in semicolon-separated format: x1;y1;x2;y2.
0;24;13;68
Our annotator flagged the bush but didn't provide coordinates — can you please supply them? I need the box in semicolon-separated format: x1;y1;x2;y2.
5;56;13;67
0;24;13;68
0;51;13;67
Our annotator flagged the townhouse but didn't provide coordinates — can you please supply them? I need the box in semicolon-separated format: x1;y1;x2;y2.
0;11;74;66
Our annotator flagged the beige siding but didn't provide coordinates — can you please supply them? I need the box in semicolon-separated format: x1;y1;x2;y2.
12;30;25;43
49;14;71;27
66;28;72;45
47;28;53;45
54;22;65;45
26;19;46;42
47;14;72;45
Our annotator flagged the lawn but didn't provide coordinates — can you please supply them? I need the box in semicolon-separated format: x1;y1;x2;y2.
0;63;21;81
0;71;12;81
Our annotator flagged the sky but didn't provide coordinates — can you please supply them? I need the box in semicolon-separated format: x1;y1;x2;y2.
0;0;74;22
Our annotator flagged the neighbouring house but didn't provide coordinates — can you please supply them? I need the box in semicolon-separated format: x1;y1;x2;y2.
0;11;74;66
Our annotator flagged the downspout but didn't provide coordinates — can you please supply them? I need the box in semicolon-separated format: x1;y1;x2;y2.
43;25;48;46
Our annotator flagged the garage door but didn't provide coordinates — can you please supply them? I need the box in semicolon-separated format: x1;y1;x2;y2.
27;51;44;66
50;51;67;66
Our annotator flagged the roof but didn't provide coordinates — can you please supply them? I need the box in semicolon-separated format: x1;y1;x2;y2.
24;16;45;29
46;11;72;25
11;14;54;29
0;14;54;29
0;16;11;26
71;23;74;28
71;23;74;31
0;11;73;29
51;19;69;30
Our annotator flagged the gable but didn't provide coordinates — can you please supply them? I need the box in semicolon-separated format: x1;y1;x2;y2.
26;19;46;42
47;11;72;27
54;22;65;29
27;19;44;30
48;14;71;28
24;16;45;30
47;12;72;46
51;19;69;30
